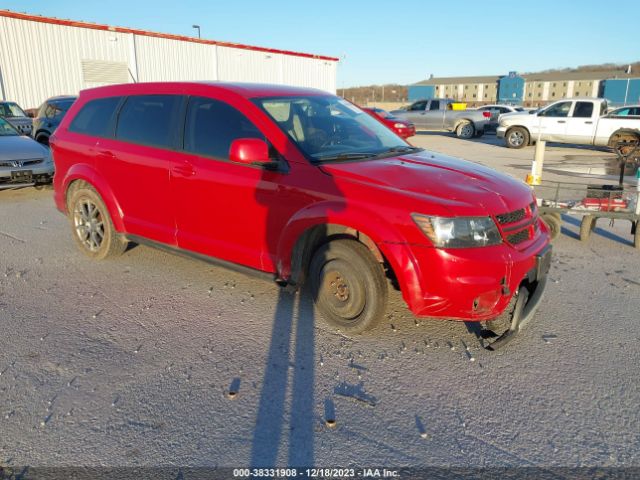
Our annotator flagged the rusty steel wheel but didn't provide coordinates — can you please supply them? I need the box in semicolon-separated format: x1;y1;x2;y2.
309;239;387;334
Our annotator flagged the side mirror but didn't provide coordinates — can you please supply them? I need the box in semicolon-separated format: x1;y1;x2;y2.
229;138;270;165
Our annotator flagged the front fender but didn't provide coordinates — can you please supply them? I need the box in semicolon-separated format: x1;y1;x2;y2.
276;201;427;312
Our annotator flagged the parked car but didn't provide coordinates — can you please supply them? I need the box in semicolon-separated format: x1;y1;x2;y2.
0;117;54;189
475;104;526;131
0;101;33;136
32;95;77;145
362;107;416;139
497;98;640;149
51;82;551;341
391;98;490;139
606;105;640;118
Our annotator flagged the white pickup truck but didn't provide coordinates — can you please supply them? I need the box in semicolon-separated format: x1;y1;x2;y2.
497;98;640;149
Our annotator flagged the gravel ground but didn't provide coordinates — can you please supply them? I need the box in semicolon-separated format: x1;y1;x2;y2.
1;134;639;474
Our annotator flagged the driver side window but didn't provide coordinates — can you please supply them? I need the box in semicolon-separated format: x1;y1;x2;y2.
539;101;572;118
409;101;427;111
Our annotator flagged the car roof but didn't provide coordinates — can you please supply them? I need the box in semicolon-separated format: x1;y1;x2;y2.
47;95;77;102
79;81;329;99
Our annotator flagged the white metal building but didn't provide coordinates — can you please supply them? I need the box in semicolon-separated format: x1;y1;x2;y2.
0;10;338;109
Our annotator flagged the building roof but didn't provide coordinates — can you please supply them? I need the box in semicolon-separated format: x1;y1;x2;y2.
0;9;339;62
414;76;500;86
413;71;638;86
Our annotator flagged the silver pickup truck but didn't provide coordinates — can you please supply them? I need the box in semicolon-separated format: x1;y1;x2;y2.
391;98;489;138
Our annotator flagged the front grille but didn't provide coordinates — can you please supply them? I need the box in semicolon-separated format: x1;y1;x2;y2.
507;229;530;245
496;208;526;225
0;158;43;168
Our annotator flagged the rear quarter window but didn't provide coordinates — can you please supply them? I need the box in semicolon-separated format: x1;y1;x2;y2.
69;97;122;137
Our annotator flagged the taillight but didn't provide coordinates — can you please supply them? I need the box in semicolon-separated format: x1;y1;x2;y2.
482;111;492;118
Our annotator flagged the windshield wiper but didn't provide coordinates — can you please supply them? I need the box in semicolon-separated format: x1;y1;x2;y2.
315;152;376;162
370;146;423;158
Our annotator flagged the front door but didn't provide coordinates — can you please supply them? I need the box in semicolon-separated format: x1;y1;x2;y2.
534;101;572;141
170;96;287;271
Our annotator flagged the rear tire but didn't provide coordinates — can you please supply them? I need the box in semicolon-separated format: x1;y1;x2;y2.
505;127;529;149
309;239;387;334
456;121;475;139
67;185;127;260
35;132;50;146
580;215;594;242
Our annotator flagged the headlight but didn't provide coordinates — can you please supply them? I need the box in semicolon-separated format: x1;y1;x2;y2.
412;214;502;248
393;123;407;129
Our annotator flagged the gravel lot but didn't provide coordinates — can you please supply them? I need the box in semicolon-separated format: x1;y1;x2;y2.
1;133;639;473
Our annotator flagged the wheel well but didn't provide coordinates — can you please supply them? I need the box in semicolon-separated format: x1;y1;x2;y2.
65;179;89;213
506;125;531;141
454;118;474;130
288;224;390;287
607;128;640;148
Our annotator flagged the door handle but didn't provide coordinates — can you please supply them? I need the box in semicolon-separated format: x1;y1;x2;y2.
557;120;566;123
585;121;593;124
97;150;116;159
172;161;195;177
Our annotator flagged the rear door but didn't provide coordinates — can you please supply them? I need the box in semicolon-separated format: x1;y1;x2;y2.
96;94;184;245
564;101;597;144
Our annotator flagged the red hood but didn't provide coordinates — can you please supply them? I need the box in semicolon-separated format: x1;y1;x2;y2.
319;150;534;216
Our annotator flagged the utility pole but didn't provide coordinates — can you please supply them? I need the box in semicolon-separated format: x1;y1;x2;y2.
192;25;201;39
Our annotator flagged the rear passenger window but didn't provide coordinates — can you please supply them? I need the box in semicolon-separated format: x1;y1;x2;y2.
183;97;264;160
116;95;183;149
69;97;122;137
572;102;593;118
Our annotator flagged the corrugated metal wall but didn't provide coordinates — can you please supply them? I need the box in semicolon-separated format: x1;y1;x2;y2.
0;15;337;109
134;35;218;82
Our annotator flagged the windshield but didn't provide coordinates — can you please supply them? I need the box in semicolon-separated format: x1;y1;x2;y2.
56;99;75;111
254;95;414;162
515;107;525;111
0;117;19;136
0;102;27;118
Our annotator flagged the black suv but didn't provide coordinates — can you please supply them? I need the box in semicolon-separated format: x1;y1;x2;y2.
32;95;77;145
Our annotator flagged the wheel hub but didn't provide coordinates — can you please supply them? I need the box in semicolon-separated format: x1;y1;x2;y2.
330;274;350;302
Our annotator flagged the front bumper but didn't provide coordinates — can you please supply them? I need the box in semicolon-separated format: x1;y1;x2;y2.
496;126;507;138
0;163;54;188
390;226;551;322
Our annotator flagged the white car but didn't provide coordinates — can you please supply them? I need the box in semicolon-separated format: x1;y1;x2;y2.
497;98;640;148
475;105;526;130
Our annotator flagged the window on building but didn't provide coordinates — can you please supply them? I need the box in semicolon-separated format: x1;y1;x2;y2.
551;92;556;97
575;92;580;96
69;96;122;138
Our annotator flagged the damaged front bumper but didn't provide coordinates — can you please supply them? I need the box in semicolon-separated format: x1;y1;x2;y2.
486;244;552;350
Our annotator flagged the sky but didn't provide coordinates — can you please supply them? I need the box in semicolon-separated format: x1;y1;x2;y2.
2;0;639;88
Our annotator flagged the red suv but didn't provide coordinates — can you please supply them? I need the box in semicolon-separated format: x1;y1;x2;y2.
51;82;551;346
